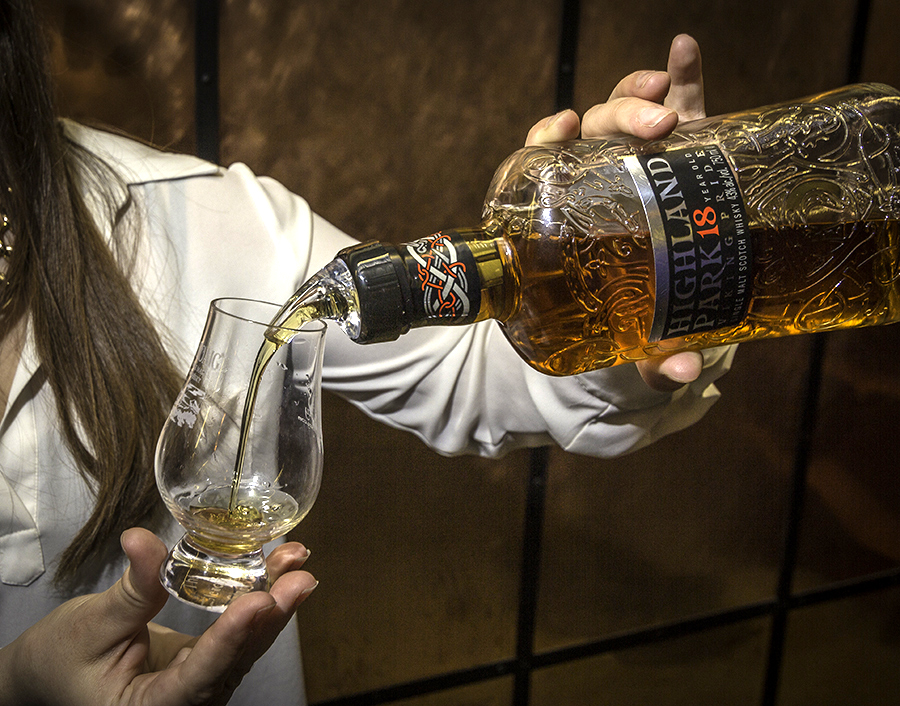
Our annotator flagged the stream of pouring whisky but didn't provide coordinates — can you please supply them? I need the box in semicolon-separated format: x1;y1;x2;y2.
227;289;330;513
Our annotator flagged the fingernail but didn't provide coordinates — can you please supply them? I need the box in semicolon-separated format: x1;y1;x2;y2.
639;106;673;128
636;70;662;89
546;109;569;127
295;581;319;609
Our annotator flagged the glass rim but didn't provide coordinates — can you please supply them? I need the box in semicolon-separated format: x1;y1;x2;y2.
209;297;327;334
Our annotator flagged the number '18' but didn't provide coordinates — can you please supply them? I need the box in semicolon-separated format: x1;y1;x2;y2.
693;206;719;237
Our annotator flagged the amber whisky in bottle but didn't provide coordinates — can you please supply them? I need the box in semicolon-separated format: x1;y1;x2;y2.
270;83;900;376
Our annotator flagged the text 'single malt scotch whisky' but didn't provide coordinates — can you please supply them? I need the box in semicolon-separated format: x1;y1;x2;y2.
269;84;900;376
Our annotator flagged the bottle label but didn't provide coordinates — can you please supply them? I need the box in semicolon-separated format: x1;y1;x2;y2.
625;145;752;342
403;232;481;324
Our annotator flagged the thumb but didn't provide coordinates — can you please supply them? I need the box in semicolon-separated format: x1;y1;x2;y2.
92;528;170;646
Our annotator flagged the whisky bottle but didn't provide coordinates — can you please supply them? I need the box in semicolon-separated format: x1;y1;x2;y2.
270;83;900;376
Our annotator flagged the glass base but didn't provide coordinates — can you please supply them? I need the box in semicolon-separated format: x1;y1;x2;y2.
160;535;268;612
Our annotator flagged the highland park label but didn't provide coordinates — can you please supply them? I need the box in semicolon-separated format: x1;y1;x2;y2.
626;145;752;342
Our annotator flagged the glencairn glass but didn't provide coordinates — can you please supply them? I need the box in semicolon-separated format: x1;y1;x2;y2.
155;297;325;611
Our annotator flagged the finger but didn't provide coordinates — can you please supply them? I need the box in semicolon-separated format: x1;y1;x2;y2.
173;590;279;702
607;69;671;104
525;109;581;145
152;547;315;700
267;569;317;616
664;33;705;120
227;570;317;678
264;541;311;582
635;351;704;391
120;528;170;600
581;97;678;140
89;529;170;649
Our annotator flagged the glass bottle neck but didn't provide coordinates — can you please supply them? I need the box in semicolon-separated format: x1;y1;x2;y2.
334;228;516;343
454;228;516;323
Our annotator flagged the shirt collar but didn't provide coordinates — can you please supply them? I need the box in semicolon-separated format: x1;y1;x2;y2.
61;119;224;207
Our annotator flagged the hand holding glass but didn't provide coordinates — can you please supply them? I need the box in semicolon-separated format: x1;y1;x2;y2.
155;298;325;611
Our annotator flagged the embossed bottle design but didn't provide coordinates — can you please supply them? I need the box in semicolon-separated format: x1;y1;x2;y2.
270;83;900;376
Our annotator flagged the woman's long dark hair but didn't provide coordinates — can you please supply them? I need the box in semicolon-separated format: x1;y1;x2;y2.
0;0;182;584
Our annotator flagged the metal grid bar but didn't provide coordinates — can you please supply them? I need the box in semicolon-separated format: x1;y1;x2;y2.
194;0;219;164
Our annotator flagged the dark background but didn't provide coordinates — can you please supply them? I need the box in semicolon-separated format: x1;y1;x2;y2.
38;1;900;704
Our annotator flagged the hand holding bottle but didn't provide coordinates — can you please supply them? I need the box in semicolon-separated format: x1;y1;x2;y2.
0;529;316;706
525;33;708;391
